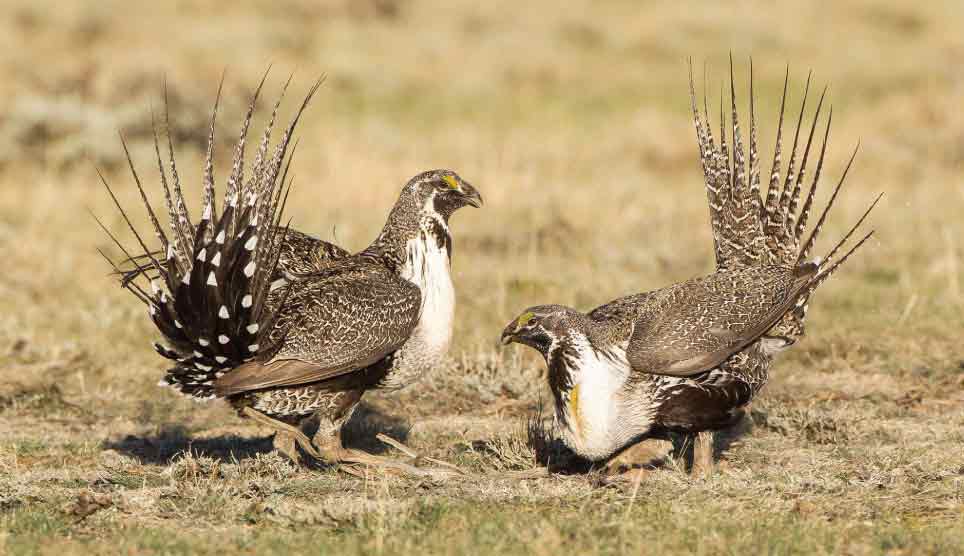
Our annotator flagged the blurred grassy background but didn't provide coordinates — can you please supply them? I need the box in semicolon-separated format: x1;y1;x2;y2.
1;1;962;554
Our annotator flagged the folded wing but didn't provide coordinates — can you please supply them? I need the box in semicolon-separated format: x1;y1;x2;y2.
626;265;815;377
214;262;421;395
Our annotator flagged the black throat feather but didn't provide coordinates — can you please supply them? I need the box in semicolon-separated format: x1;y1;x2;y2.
546;340;579;418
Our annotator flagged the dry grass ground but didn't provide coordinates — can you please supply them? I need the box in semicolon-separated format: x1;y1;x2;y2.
1;1;963;554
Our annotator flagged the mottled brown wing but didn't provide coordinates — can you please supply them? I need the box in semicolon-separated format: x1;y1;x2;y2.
214;263;420;396
627;266;814;377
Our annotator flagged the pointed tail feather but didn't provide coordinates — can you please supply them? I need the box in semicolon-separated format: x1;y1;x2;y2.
782;86;827;258
797;144;859;264
225;67;272;236
688;57;767;270
687;60;879;345
163;80;195;262
790;226;876;328
246;73;293;205
794;106;832;251
689;59;728;267
812;191;882;268
810;230;876;292
721;54;766;265
689;62;863;273
762;67;789;249
201;72;225;237
95;75;322;400
775;189;881;339
774;71;811;230
151;107;189;275
746;58;764;256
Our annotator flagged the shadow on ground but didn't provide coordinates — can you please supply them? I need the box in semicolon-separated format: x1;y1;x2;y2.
667;412;755;470
105;401;413;465
104;425;275;464
341;401;412;453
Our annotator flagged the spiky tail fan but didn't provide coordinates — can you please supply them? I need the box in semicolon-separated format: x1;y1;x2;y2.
687;57;879;340
96;73;323;399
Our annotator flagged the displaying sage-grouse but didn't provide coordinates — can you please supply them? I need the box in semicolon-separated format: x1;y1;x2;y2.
97;75;482;472
501;61;879;476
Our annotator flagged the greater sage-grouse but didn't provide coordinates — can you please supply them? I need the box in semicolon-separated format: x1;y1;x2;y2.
97;75;482;473
501;61;879;476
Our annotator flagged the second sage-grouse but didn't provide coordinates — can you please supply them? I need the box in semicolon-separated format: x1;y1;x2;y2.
501;61;879;474
98;75;482;471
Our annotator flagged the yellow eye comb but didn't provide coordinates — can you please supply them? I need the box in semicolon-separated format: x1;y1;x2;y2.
517;311;535;327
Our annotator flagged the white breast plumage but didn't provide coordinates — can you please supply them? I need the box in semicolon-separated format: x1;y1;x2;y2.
381;220;455;389
558;337;654;460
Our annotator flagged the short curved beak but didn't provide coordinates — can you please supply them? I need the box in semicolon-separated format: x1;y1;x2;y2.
460;183;483;208
500;323;516;346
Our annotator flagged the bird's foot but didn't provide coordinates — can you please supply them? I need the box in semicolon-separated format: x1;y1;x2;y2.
311;432;466;481
603;438;673;475
597;466;652;486
690;431;715;478
272;431;302;467
242;407;322;464
372;433;467;477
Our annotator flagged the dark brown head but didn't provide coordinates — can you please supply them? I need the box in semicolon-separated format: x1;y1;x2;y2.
367;169;482;264
401;169;483;219
500;304;584;356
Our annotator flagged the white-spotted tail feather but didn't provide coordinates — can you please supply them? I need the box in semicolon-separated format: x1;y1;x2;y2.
95;73;324;399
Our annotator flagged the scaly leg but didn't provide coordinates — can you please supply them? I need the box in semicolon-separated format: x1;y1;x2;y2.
604;438;673;477
242;407;322;462
313;422;464;480
272;429;302;466
691;431;715;478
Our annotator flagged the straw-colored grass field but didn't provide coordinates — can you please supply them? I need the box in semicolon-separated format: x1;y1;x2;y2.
1;1;962;554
